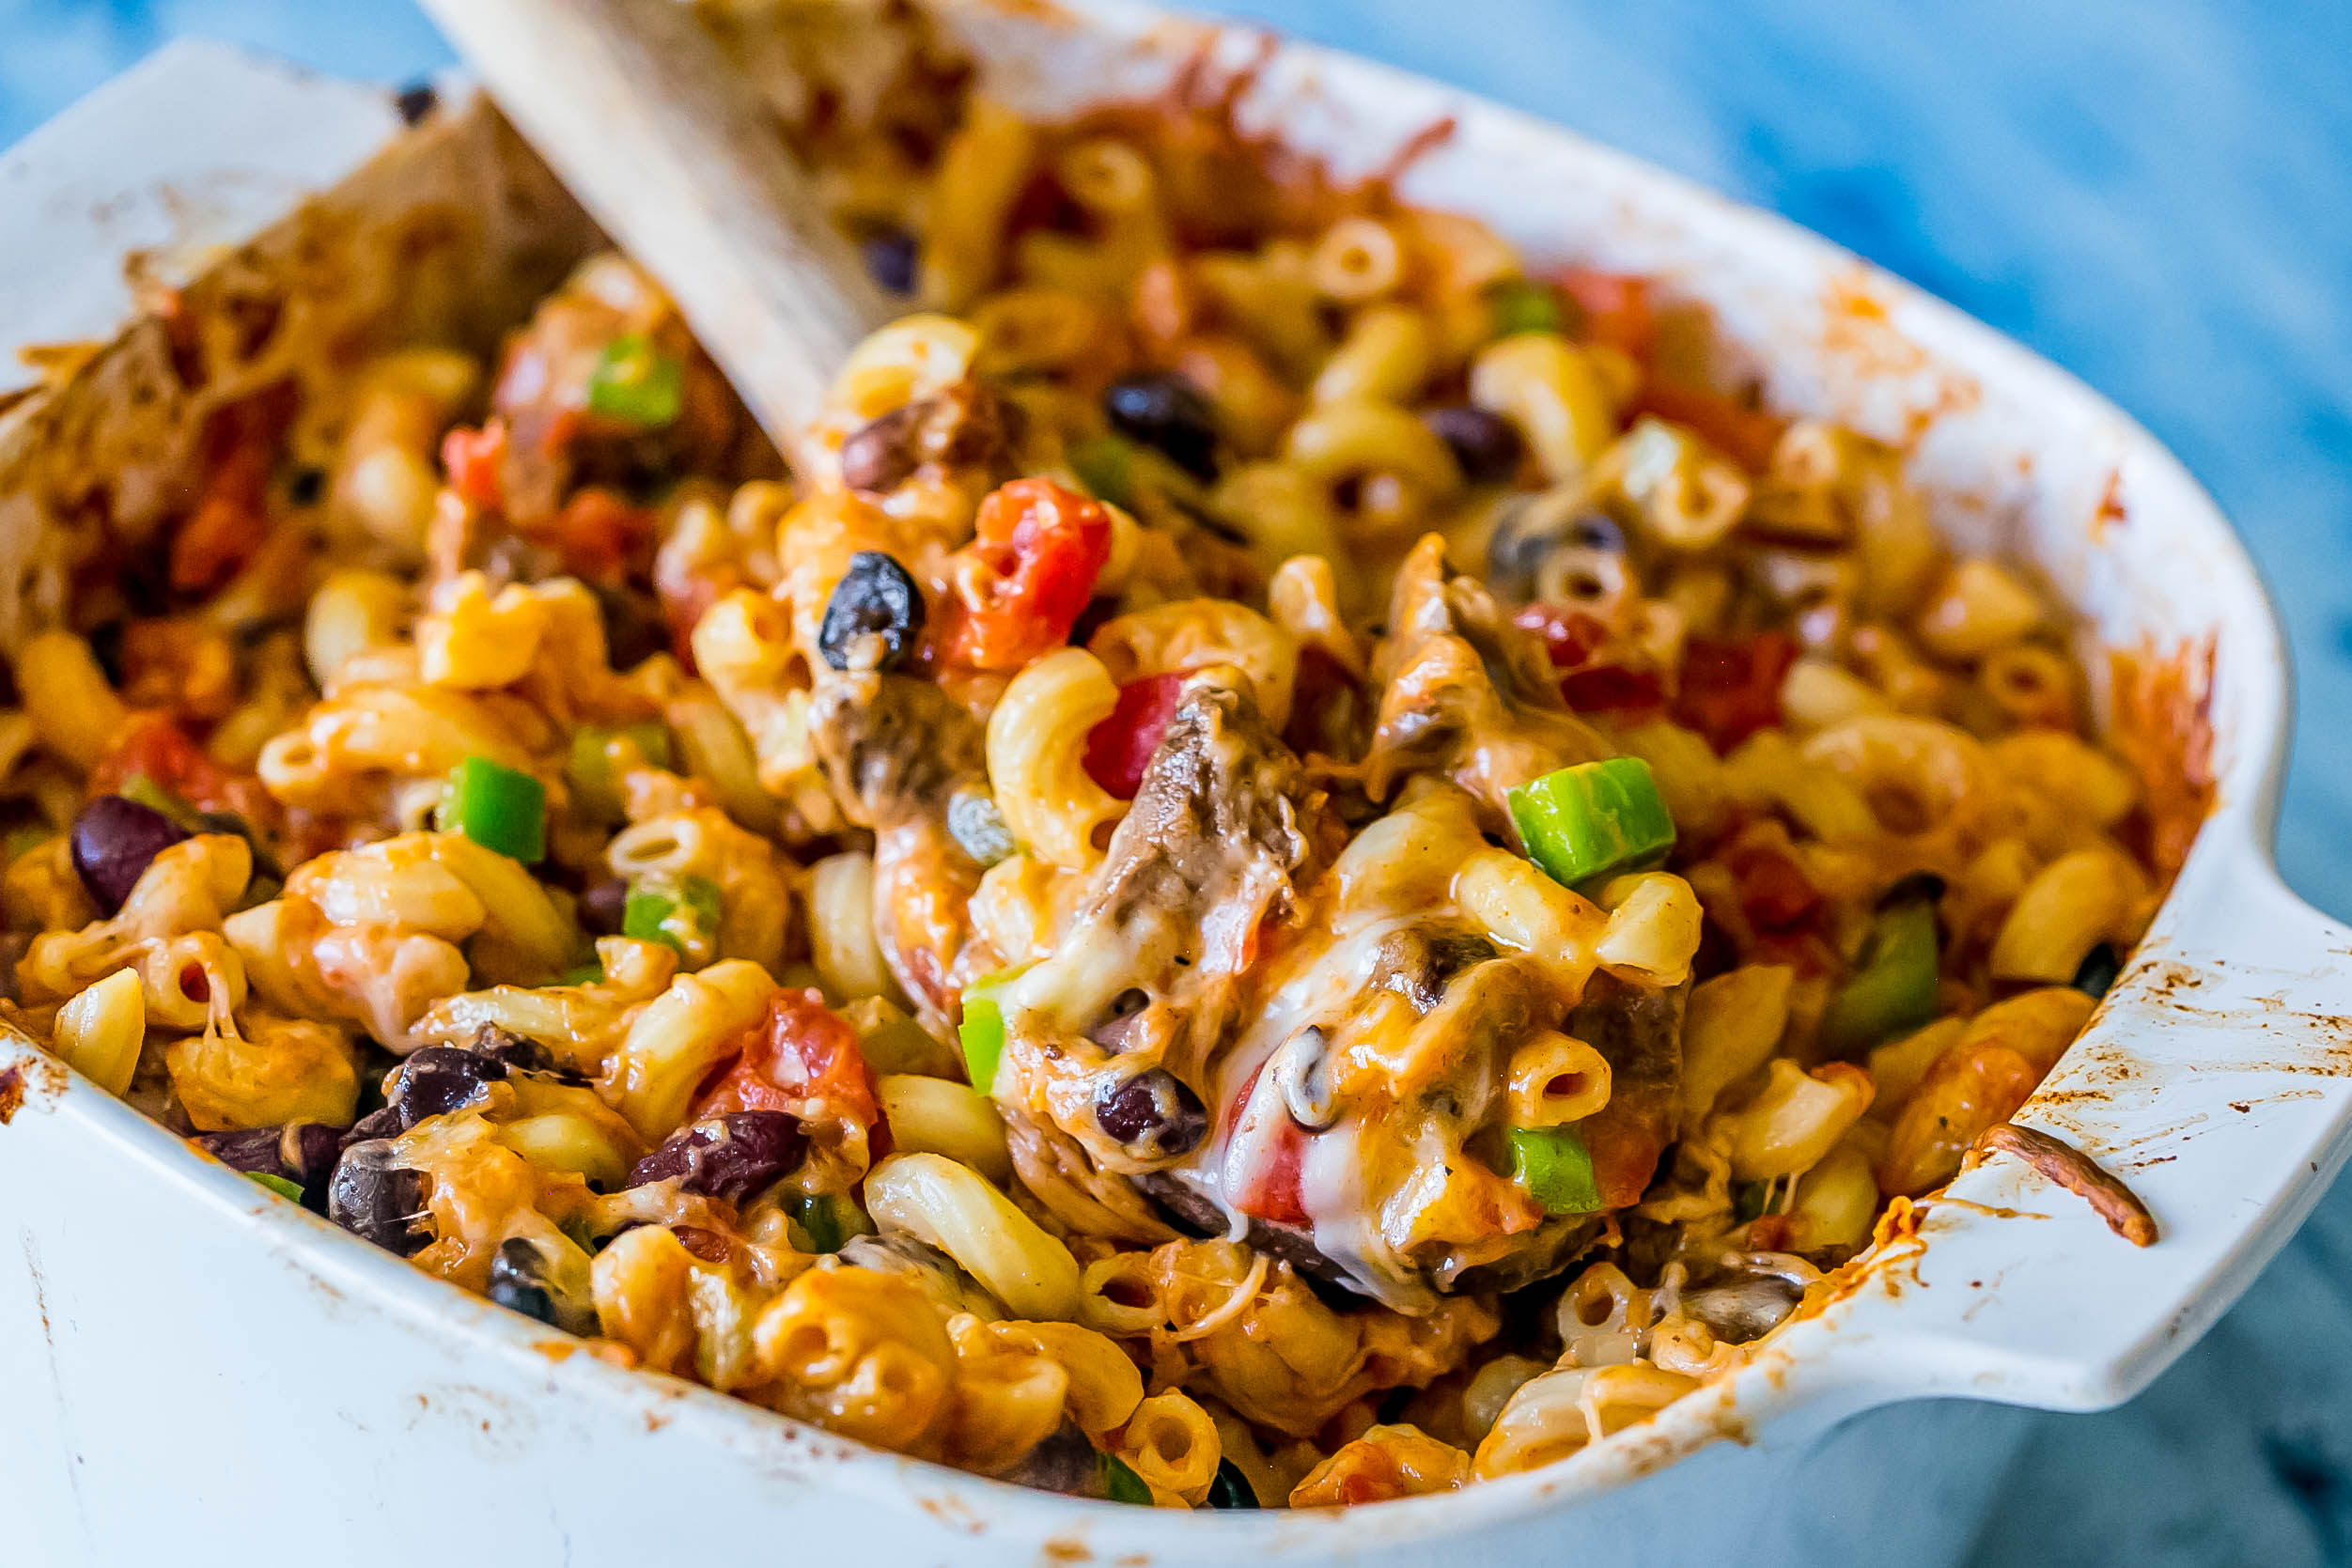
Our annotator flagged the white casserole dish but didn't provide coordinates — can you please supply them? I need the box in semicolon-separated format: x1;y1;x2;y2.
3;8;2349;1563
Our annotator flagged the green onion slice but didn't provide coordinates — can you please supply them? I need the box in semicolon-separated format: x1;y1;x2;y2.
1507;757;1676;892
247;1172;305;1203
1099;1452;1153;1506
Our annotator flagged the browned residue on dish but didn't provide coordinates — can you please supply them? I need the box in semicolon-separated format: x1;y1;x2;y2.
1811;270;1983;449
2109;637;2217;881
2092;468;2129;541
0;1065;22;1125
1970;1123;2158;1246
1794;1197;1928;1323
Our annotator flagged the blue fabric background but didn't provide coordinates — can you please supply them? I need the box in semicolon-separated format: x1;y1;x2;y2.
6;3;2351;1561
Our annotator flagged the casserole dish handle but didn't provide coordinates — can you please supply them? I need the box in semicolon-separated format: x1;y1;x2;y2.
1815;817;2352;1412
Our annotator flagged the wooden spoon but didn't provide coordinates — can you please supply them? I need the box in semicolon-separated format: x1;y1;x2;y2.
413;0;895;475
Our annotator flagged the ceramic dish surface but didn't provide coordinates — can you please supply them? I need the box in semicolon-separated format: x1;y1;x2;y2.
2;6;2347;1564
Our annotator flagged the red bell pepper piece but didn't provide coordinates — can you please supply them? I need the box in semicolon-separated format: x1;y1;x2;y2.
939;478;1113;670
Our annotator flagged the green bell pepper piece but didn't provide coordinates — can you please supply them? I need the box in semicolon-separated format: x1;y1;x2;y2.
1067;434;1137;509
1506;1125;1605;1216
567;722;673;821
436;755;547;863
623;874;723;957
1507;757;1676;892
586;334;684;427
1817;888;1942;1057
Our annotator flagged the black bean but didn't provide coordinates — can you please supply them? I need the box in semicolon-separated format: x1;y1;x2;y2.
1004;1423;1104;1498
392;80;439;127
70;795;191;915
818;551;926;673
468;1023;567;1077
2073;941;2124;1000
625;1111;807;1203
861;228;920;295
327;1141;432;1257
194;1122;347;1209
86;620;127;687
1103;372;1220;481
201;1124;338;1207
838;403;925;495
487;1234;596;1332
1205;1457;1260;1509
580;877;631;936
193;1126;288;1177
595;584;671;672
1422;405;1523;485
488;1244;560;1326
1094;1069;1207;1159
387;1045;509;1126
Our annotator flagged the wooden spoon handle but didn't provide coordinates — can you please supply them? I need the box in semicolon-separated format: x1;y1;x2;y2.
414;0;893;474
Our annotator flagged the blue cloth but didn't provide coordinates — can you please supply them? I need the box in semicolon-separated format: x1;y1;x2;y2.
6;3;2351;1561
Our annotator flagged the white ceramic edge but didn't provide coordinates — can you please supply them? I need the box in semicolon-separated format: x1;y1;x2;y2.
3;13;2350;1567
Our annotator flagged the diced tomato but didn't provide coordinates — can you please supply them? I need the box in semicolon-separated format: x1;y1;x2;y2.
1751;927;1843;979
1728;841;1821;930
1223;1060;1307;1226
694;987;880;1130
1512;603;1611;670
1553;269;1656;365
169;380;297;595
441;419;509;510
1674;632;1798;753
549;485;654;586
1629;380;1785;474
938;478;1113;670
1559;662;1664;717
1083;672;1188;800
90;715;278;830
